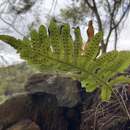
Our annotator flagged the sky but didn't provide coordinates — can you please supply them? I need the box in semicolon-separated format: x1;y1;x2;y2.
116;17;130;51
0;0;130;66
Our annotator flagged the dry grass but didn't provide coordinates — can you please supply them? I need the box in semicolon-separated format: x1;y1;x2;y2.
81;85;130;130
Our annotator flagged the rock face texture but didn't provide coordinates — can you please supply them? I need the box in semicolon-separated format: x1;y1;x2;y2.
1;72;130;130
0;73;82;130
0;95;32;129
25;73;82;108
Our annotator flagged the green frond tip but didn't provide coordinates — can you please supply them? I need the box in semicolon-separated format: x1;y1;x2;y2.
96;51;130;79
83;31;103;67
61;23;73;63
30;29;39;46
81;78;97;92
73;27;83;64
19;38;32;60
0;35;22;51
116;51;130;72
101;86;112;101
87;51;118;76
39;25;48;43
48;19;61;57
109;76;130;86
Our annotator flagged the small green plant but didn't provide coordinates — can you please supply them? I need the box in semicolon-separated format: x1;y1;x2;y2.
0;19;130;101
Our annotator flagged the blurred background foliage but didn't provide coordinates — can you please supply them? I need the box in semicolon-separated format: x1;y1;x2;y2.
0;62;35;102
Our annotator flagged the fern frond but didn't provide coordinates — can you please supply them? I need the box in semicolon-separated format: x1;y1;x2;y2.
109;76;130;86
0;35;22;50
101;86;112;101
81;75;98;92
82;32;103;67
73;27;83;65
30;29;39;46
38;25;51;66
97;51;130;80
114;51;130;72
83;50;130;101
61;23;73;63
39;25;48;43
1;20;130;102
20;38;32;60
48;19;61;58
96;51;118;68
29;29;41;65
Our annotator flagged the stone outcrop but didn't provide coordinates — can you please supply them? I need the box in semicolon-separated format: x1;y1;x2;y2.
25;73;82;108
0;73;82;130
1;72;130;130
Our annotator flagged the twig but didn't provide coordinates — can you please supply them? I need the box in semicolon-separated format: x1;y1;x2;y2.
0;16;25;37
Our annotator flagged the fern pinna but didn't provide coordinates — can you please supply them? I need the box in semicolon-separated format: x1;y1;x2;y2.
0;19;130;101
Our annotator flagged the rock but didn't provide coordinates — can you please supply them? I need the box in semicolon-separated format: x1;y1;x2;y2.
0;93;59;130
0;94;32;129
7;120;40;130
25;73;82;107
0;92;81;130
0;73;82;130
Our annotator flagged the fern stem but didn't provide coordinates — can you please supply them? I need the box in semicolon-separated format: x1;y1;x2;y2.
41;54;130;118
41;53;110;87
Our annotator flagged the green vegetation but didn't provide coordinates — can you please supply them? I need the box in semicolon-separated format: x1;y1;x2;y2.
0;63;34;97
0;19;130;101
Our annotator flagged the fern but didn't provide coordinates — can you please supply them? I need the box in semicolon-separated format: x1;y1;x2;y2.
48;19;62;58
0;20;130;101
61;23;73;63
0;35;22;51
37;25;52;69
82;32;103;67
73;27;83;65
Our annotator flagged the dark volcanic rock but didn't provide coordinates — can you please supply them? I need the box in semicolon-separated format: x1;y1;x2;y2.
25;73;82;107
